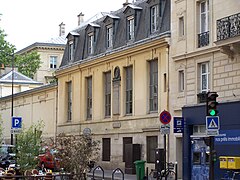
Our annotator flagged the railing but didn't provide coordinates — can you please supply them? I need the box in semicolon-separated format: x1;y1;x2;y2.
198;31;209;48
217;12;240;41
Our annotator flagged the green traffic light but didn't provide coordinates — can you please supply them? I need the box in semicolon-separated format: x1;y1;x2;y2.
209;109;216;116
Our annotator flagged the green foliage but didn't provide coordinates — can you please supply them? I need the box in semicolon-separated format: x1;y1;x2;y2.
15;121;44;173
48;133;100;176
15;51;42;79
0;28;15;66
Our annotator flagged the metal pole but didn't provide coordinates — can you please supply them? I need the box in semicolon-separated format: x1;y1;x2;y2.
209;136;214;180
164;134;166;180
10;53;14;145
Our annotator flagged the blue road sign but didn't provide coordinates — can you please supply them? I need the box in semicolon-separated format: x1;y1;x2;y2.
206;116;219;130
12;117;22;129
174;117;184;133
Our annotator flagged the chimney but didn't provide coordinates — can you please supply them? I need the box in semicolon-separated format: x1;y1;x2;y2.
123;0;130;7
59;22;65;37
77;12;84;26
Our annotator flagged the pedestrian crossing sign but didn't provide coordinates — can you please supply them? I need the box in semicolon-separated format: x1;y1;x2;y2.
206;116;220;130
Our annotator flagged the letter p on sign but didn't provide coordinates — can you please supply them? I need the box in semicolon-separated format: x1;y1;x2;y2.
12;117;22;129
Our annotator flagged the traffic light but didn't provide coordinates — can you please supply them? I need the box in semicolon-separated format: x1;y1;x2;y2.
212;150;217;162
207;92;219;116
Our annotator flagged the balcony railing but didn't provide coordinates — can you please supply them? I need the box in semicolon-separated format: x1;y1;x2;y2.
217;12;240;41
198;31;209;48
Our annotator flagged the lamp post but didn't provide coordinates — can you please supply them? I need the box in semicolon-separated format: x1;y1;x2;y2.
0;50;14;145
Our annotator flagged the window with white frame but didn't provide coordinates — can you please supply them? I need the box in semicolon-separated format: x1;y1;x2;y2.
67;81;72;122
50;56;57;69
106;26;113;48
127;16;135;41
200;62;209;93
87;76;92;119
150;5;158;33
200;0;209;33
88;33;94;55
179;70;184;92
179;16;185;37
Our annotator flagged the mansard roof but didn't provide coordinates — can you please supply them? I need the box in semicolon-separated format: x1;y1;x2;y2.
59;0;170;69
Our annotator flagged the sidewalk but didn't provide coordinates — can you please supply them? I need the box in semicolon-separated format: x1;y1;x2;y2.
87;169;137;180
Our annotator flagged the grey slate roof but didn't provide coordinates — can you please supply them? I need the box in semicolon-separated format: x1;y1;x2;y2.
0;70;43;85
59;0;171;68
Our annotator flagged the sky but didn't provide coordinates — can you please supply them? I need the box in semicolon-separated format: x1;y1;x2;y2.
0;0;125;51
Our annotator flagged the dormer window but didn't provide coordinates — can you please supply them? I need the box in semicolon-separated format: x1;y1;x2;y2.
150;5;159;33
127;16;135;41
66;31;79;62
88;33;94;55
69;42;74;61
107;25;113;48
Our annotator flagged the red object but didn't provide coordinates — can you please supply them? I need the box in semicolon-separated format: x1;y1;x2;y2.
160;110;172;124
38;150;60;170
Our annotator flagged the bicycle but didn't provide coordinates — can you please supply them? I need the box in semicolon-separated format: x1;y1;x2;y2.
149;162;176;180
222;170;240;180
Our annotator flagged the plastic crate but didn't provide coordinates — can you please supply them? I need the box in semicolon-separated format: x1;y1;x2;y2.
219;156;228;169
227;157;240;169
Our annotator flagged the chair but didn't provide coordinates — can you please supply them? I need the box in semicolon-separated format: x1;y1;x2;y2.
44;172;53;180
1;172;15;180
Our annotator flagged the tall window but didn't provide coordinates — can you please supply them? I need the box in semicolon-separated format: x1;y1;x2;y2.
150;5;158;33
127;16;135;41
149;60;158;112
179;70;184;92
200;62;209;93
200;1;209;33
102;138;111;161
107;26;113;48
147;136;158;163
87;76;92;119
126;66;133;115
50;56;57;69
179;17;185;37
67;81;72;122
69;42;74;61
105;72;111;117
88;34;94;55
198;0;209;47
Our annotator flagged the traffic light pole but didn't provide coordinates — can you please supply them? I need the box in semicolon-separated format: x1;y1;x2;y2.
209;136;214;180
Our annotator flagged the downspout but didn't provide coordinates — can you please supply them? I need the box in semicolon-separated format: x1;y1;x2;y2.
55;84;58;142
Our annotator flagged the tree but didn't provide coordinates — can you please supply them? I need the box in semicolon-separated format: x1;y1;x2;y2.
15;121;44;173
48;133;100;178
15;51;41;79
0;28;15;66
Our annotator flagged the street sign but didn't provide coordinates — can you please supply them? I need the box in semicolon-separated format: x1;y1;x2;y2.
160;124;170;135
160;110;172;124
173;117;184;133
11;128;22;134
206;116;219;130
206;116;220;136
12;116;22;129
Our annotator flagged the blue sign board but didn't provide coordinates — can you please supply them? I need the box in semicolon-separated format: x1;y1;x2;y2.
12;117;22;129
173;117;184;133
206;116;219;130
215;130;240;145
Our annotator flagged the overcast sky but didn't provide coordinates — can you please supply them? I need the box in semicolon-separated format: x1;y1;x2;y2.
0;0;125;51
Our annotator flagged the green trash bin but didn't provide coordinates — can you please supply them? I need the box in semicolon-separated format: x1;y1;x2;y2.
134;160;146;180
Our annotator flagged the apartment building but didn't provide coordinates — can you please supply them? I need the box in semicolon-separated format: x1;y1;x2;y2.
170;0;240;179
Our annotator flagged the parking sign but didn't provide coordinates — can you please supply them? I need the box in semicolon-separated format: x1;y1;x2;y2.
12;117;22;129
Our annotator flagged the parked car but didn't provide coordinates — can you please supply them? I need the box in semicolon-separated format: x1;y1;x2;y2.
37;147;60;171
0;144;16;169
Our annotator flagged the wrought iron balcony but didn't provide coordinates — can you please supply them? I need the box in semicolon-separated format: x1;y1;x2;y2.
217;12;240;41
198;31;209;48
